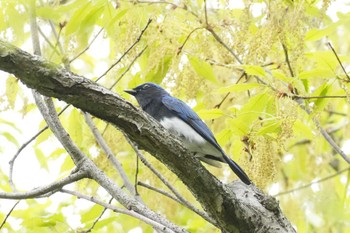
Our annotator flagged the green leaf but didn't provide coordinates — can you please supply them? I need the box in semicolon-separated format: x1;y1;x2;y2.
216;128;233;146
298;69;335;79
36;6;62;22
312;83;333;111
35;127;51;146
105;8;129;35
146;55;172;84
271;70;294;82
230;93;275;136
218;83;262;93
60;156;74;173
92;217;119;230
35;148;48;171
65;2;92;36
21;103;37;115
0;118;21;133
305;22;340;41
241;65;266;77
197;109;224;120
188;56;217;83
2;1;30;44
81;204;104;222
1;132;19;147
81;5;105;31
293;120;313;140
68;108;83;145
257;120;281;136
6;76;18;109
239;93;273;123
305;51;341;71
229;118;250;136
50;148;66;160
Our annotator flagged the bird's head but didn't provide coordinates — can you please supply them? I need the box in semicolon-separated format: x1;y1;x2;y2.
124;82;168;108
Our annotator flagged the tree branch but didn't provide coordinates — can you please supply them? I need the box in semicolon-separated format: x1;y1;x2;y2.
282;43;294;77
274;166;350;197
138;181;183;203
70;27;104;63
206;27;243;64
83;113;136;197
0;201;20;230
0;169;88;199
61;189;176;233
327;42;350;81
30;47;185;232
177;27;203;55
96;18;152;82
0;40;295;233
85;197;113;233
32;82;184;231
9;104;70;191
125;134;215;225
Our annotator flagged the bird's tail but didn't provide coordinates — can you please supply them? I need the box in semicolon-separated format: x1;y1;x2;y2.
221;153;251;185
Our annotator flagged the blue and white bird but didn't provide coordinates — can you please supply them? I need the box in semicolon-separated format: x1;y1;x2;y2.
125;82;251;185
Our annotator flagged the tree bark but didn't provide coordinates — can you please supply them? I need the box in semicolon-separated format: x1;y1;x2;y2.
0;40;295;233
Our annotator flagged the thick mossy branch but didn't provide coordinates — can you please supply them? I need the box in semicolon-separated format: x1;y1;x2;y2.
0;40;295;233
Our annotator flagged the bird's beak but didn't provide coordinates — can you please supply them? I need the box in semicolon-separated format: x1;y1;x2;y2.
124;89;137;96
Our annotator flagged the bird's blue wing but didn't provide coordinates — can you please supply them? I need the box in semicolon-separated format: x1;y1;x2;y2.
161;95;220;150
162;95;252;185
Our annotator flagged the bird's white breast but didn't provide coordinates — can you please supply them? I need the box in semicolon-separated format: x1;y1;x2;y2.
160;117;205;144
160;117;220;157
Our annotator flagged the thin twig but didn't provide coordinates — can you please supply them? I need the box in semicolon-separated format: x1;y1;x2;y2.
70;27;104;63
96;18;152;82
0;170;88;199
207;28;242;64
9;35;147;187
207;22;349;164
38;26;61;57
318;126;350;163
280;42;349;163
326;110;347;116
8;9;186;232
108;46;148;90
135;155;140;196
124;135;185;200
49;20;64;55
293;95;348;100
327;42;350;81
214;71;246;109
177;27;203;55
61;189;177;233
123;134;215;225
9;105;70;190
297;104;350;163
274;166;350;197
9;126;47;191
282;43;294;77
49;27;63;61
35;94;184;232
83;113;136;196
85;197;114;233
135;1;198;17
138;181;182;203
0;201;20;229
9;19;147;184
204;0;208;25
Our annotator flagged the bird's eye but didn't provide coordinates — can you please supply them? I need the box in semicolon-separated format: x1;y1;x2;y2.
143;84;150;89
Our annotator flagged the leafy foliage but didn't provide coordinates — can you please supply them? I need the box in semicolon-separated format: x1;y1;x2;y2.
0;0;350;232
